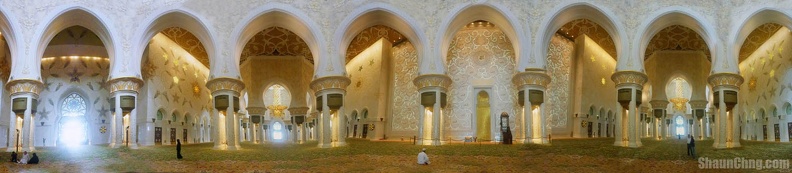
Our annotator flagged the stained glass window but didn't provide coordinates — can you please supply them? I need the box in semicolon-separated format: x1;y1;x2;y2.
62;93;86;117
273;122;283;140
675;116;684;135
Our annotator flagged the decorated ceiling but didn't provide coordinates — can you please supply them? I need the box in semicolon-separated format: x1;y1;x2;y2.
557;19;616;59
645;25;710;61
739;23;783;63
241;27;313;64
346;25;405;63
159;27;210;67
49;26;105;47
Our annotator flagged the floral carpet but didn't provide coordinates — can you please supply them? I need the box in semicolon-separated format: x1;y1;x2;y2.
0;138;788;172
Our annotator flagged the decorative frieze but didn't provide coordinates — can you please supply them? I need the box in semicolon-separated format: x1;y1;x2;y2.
288;107;310;115
413;74;452;90
247;107;266;115
5;79;44;96
512;69;551;88
611;71;648;87
107;77;144;94
707;73;744;89
309;76;350;93
206;77;245;95
689;100;709;109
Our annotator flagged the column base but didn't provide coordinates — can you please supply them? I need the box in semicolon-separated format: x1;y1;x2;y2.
24;147;35;152
530;138;548;144
6;147;16;152
728;141;741;148
109;143;120;148
332;141;347;147
318;143;332;148
713;142;728;149
227;144;241;150
431;139;441;146
129;143;139;149
213;144;227;150
628;141;642;148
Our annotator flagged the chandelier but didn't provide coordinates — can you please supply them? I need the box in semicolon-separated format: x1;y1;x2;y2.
267;85;287;118
669;78;688;112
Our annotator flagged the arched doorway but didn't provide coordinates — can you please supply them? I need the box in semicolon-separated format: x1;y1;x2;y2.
59;93;88;146
476;91;491;141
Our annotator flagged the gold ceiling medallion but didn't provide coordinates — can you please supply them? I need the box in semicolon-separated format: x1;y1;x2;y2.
670;98;688;112
192;81;201;97
749;77;758;91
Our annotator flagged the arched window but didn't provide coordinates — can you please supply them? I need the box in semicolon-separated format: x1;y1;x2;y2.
62;93;86;117
157;110;164;120
60;93;87;146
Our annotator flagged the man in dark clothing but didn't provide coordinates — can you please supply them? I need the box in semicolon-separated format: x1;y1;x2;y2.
10;151;17;163
687;134;696;158
176;139;183;159
28;153;38;164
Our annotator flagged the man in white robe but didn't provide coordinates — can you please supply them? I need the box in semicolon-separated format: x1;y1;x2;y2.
417;148;430;165
18;151;29;164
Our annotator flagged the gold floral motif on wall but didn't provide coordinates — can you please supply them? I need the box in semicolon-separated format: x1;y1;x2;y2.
739;23;782;63
160;27;209;67
241;27;313;64
192;81;201;98
558;19;616;59
346;25;404;63
645;25;710;61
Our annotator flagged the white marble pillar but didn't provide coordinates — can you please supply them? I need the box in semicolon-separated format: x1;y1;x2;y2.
612;71;647;148
206;78;245;150
708;73;743;149
513;71;549;144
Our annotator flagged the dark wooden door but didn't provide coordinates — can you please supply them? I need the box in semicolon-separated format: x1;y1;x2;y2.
362;124;369;138
598;123;602;137
170;128;176;144
353;125;358;138
788;123;792;141
606;124;609;137
155;127;162;145
763;125;768;141
183;129;188;143
587;122;593;138
774;124;780;141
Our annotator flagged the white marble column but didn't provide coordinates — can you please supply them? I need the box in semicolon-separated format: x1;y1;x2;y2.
612;71;648;148
513;70;550;144
708;73;743;149
7;80;44;152
310;76;350;148
206;78;245;150
414;74;451;146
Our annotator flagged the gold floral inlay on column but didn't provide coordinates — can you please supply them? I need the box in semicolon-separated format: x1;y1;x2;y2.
206;77;245;95
6;79;44;96
309;76;351;93
107;77;145;94
413;74;452;90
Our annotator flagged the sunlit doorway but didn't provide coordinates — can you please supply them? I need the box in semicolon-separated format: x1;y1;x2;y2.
59;93;88;146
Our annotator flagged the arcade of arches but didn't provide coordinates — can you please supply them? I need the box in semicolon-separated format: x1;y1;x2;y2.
1;0;792;155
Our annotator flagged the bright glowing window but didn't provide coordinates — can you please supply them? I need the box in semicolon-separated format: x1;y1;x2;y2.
675;116;685;135
273;122;283;140
62;93;86;117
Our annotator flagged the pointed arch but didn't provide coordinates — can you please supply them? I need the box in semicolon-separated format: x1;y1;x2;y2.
636;7;718;72
0;6;19;80
233;3;324;75
437;3;525;73
730;8;792;64
537;2;625;68
132;9;216;78
336;2;427;74
35;7;117;80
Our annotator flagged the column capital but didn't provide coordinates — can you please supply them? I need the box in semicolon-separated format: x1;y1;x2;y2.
310;76;350;93
288;107;310;115
512;68;550;89
107;77;144;94
5;79;43;97
413;74;452;90
247;107;265;115
707;73;743;90
206;77;245;96
689;100;708;109
611;71;648;88
649;100;669;109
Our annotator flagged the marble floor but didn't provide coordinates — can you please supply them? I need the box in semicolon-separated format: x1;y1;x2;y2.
0;138;789;172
